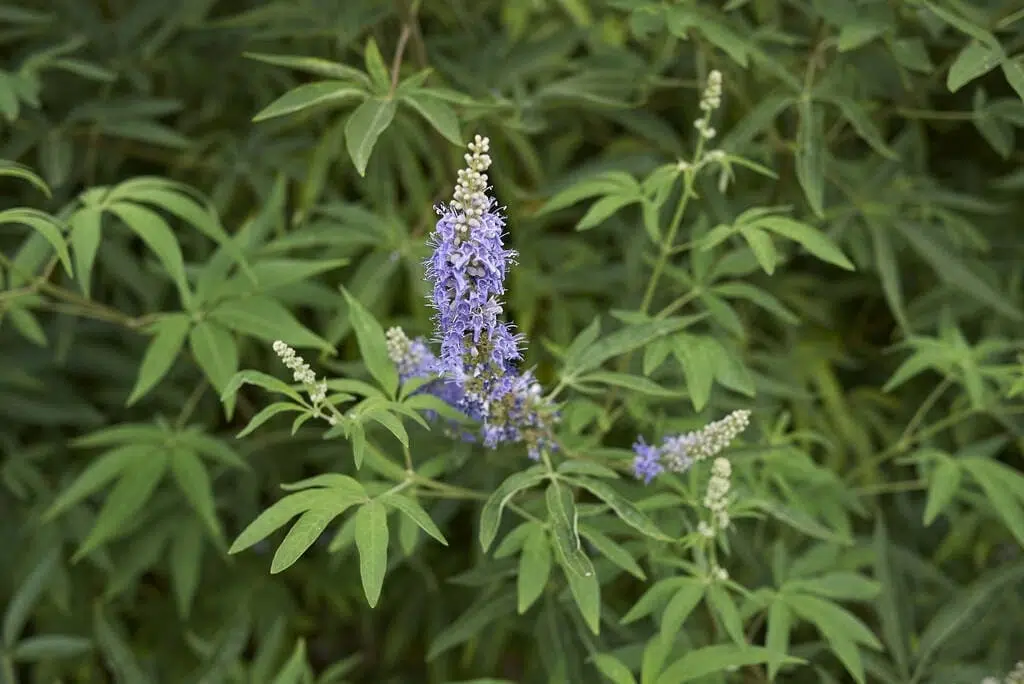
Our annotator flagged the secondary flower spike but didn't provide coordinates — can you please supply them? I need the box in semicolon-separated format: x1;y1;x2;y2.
632;409;751;483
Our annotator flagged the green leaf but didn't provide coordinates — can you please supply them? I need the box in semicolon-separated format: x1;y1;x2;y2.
563;556;601;634
3;549;58;646
923;457;962;525
344;97;397;176
892;220;1022;319
579;525;644;579
341;288;399;397
765;599;792;679
209;296;332;352
517;524;551;613
77;454;169;558
169;521;203;619
403;92;462;145
786;573;880;601
707;584;745;644
363;37;390;90
0;208;71;276
671;334;715;410
739;225;778;274
169;448;222;540
593;654;637;684
272;504;349;574
479;466;548;551
221;369;305;406
236;402;303;438
754;217;854;271
658;580;705;640
354;500;389;607
107;201;191;305
657;645;799;684
253;81;365;122
962;458;1024;546
577;371;680;398
0;160;51;196
270;639;308;684
827;96;898;159
68;205;102;296
230;489;350;554
913;560;1024;679
786;593;881;683
380;493;447;546
545;481;594;578
795;99;825;217
427;593;517;661
569;477;670;540
947;40;1002;92
244;52;371;86
189;321;239;396
566;317;694;376
127;314;190;405
44;445;148;520
537;171;639;215
93;607;152;684
11;634;92;662
1002;57;1024;103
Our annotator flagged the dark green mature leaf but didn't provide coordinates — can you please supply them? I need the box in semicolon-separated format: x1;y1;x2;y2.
354;500;389;606
517;524;551;613
479;466;548;551
3;549;59;646
545;481;594;578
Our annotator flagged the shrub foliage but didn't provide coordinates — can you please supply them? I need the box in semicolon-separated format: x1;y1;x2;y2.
1;0;1023;682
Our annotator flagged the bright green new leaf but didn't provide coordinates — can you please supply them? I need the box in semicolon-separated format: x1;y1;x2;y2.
189;321;240;397
923;456;962;525
754;217;855;271
244;52;371;86
344;97;397;176
593;654;637;684
403;91;462;145
380;492;448;546
252;81;365;122
658;580;705;640
230;489;356;554
127;314;190;405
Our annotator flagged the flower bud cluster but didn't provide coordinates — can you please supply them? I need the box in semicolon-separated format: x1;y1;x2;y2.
703;457;732;530
273;341;327;406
